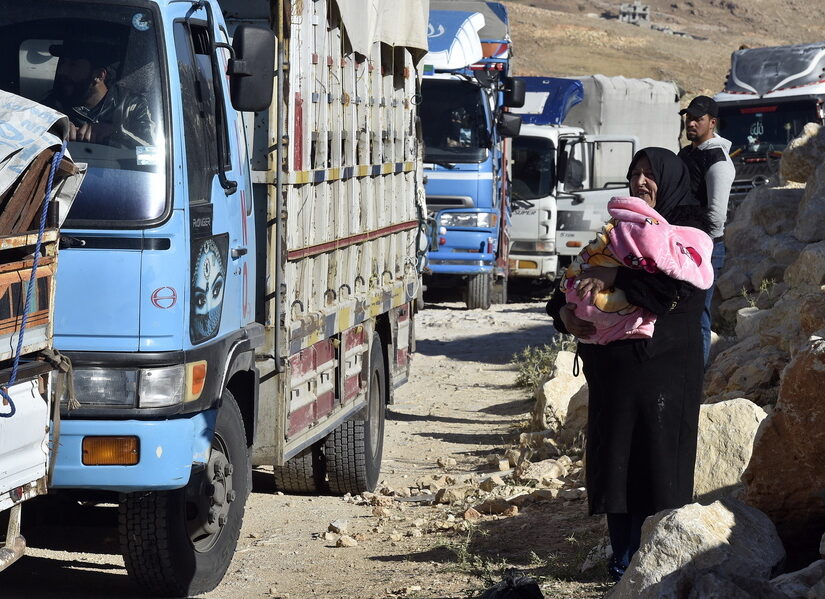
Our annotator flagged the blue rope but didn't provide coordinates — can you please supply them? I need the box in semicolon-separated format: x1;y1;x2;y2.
0;142;66;418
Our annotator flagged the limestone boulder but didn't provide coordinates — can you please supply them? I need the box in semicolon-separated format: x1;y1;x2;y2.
785;240;825;291
781;122;824;183
536;350;585;429
694;399;768;503
795;162;825;243
687;571;790;599
717;269;753;301
771;560;825;599
735;307;771;340
704;336;786;406
800;290;825;337
606;500;785;599
743;337;825;556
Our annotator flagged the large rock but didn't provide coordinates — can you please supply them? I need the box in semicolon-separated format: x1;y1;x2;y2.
795;161;825;243
606;500;785;599
785;241;825;291
771;560;825;599
536;351;587;428
704;336;786;406
743;337;825;556
688;571;790;599
781;122;825;183
694;399;768;503
800;290;825;337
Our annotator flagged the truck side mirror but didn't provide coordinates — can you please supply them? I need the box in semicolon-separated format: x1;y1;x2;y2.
498;112;522;138
229;25;276;112
503;77;525;108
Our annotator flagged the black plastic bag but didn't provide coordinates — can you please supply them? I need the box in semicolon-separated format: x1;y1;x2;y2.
478;569;545;599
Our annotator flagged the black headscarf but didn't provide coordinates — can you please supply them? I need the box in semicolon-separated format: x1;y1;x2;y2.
626;147;711;233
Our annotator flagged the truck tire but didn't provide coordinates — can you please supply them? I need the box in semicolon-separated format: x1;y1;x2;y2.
465;273;492;310
324;333;386;495
491;275;508;305
118;389;250;597
272;445;325;493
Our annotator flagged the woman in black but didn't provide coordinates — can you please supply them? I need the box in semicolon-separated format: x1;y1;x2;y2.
546;147;709;581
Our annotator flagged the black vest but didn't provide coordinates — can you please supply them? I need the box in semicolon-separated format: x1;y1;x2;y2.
677;145;728;208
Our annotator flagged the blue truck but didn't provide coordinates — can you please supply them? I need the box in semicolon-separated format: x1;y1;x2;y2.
0;0;428;595
421;1;524;309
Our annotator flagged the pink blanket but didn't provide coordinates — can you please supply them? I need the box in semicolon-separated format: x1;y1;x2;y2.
561;196;713;345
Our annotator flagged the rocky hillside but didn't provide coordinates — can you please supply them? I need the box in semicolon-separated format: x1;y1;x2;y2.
505;0;822;95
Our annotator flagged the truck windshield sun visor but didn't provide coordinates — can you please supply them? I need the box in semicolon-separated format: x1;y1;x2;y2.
0;1;168;229
421;79;489;164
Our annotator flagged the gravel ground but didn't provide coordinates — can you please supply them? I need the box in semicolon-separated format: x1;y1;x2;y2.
3;296;612;599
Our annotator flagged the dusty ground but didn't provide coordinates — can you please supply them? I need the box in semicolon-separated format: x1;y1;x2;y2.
2;294;612;599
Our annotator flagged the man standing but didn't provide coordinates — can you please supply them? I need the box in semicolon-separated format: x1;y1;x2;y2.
677;95;735;365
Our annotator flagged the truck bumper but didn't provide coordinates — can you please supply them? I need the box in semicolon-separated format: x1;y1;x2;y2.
51;410;217;492
509;254;558;279
427;229;497;275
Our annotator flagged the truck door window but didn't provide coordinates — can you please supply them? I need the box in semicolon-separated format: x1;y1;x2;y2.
0;3;168;229
588;141;635;189
717;100;818;156
512;136;555;201
420;79;489;164
560;141;585;192
174;21;228;204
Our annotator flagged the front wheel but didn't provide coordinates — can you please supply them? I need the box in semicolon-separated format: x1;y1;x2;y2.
465;273;492;310
118;389;250;597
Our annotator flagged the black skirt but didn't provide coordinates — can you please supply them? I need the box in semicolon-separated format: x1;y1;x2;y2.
578;290;704;516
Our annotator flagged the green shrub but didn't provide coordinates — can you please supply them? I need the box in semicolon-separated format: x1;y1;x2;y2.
512;334;576;394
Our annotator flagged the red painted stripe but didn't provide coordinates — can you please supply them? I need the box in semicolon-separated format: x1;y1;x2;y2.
344;375;361;401
288;402;314;437
316;390;335;419
240;189;248;245
287;220;418;261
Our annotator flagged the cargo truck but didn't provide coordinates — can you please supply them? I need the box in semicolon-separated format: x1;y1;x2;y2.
0;91;83;572
421;0;524;308
713;42;825;200
0;0;427;594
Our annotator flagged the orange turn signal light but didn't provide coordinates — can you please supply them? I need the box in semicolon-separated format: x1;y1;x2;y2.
186;361;208;402
82;436;139;466
566;241;583;248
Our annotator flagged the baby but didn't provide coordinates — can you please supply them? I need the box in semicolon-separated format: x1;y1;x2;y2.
560;196;713;345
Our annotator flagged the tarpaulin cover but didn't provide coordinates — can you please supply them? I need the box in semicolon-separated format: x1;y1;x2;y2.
562;74;681;153
0;90;84;224
511;77;584;126
725;42;825;96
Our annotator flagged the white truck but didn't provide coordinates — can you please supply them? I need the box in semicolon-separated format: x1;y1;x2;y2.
508;74;680;281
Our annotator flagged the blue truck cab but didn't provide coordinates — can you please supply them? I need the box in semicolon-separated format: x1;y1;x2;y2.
421;1;524;309
0;0;276;594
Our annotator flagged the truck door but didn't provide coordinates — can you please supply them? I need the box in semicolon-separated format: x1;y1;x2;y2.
172;10;248;345
555;135;637;257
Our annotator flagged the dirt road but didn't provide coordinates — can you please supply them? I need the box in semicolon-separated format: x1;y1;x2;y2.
3;299;611;599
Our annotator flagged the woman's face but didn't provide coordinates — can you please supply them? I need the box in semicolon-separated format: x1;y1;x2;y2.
629;155;658;207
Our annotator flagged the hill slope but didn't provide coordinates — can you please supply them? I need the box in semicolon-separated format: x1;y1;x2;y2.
505;0;822;95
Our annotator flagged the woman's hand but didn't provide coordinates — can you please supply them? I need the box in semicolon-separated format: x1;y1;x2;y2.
575;266;618;302
558;303;596;339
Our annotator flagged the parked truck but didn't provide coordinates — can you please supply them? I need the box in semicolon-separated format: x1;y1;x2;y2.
714;42;825;200
420;0;524;309
0;0;427;595
0;91;83;572
508;76;662;281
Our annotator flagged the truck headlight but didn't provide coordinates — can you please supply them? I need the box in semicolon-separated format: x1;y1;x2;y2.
71;365;185;408
440;212;498;228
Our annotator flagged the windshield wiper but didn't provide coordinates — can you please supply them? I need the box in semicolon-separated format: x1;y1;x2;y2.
432;161;457;169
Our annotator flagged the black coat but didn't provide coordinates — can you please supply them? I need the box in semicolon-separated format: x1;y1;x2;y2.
547;268;704;516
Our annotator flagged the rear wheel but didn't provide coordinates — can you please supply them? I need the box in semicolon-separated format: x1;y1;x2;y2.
119;389;250;597
324;333;386;495
491;275;508;305
273;444;325;493
465;273;492;310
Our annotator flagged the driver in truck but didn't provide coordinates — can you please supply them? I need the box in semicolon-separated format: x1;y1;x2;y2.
45;41;155;148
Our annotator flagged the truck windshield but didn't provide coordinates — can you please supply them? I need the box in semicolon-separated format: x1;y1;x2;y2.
421;79;489;164
0;1;167;229
717;100;818;157
512;136;555;201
